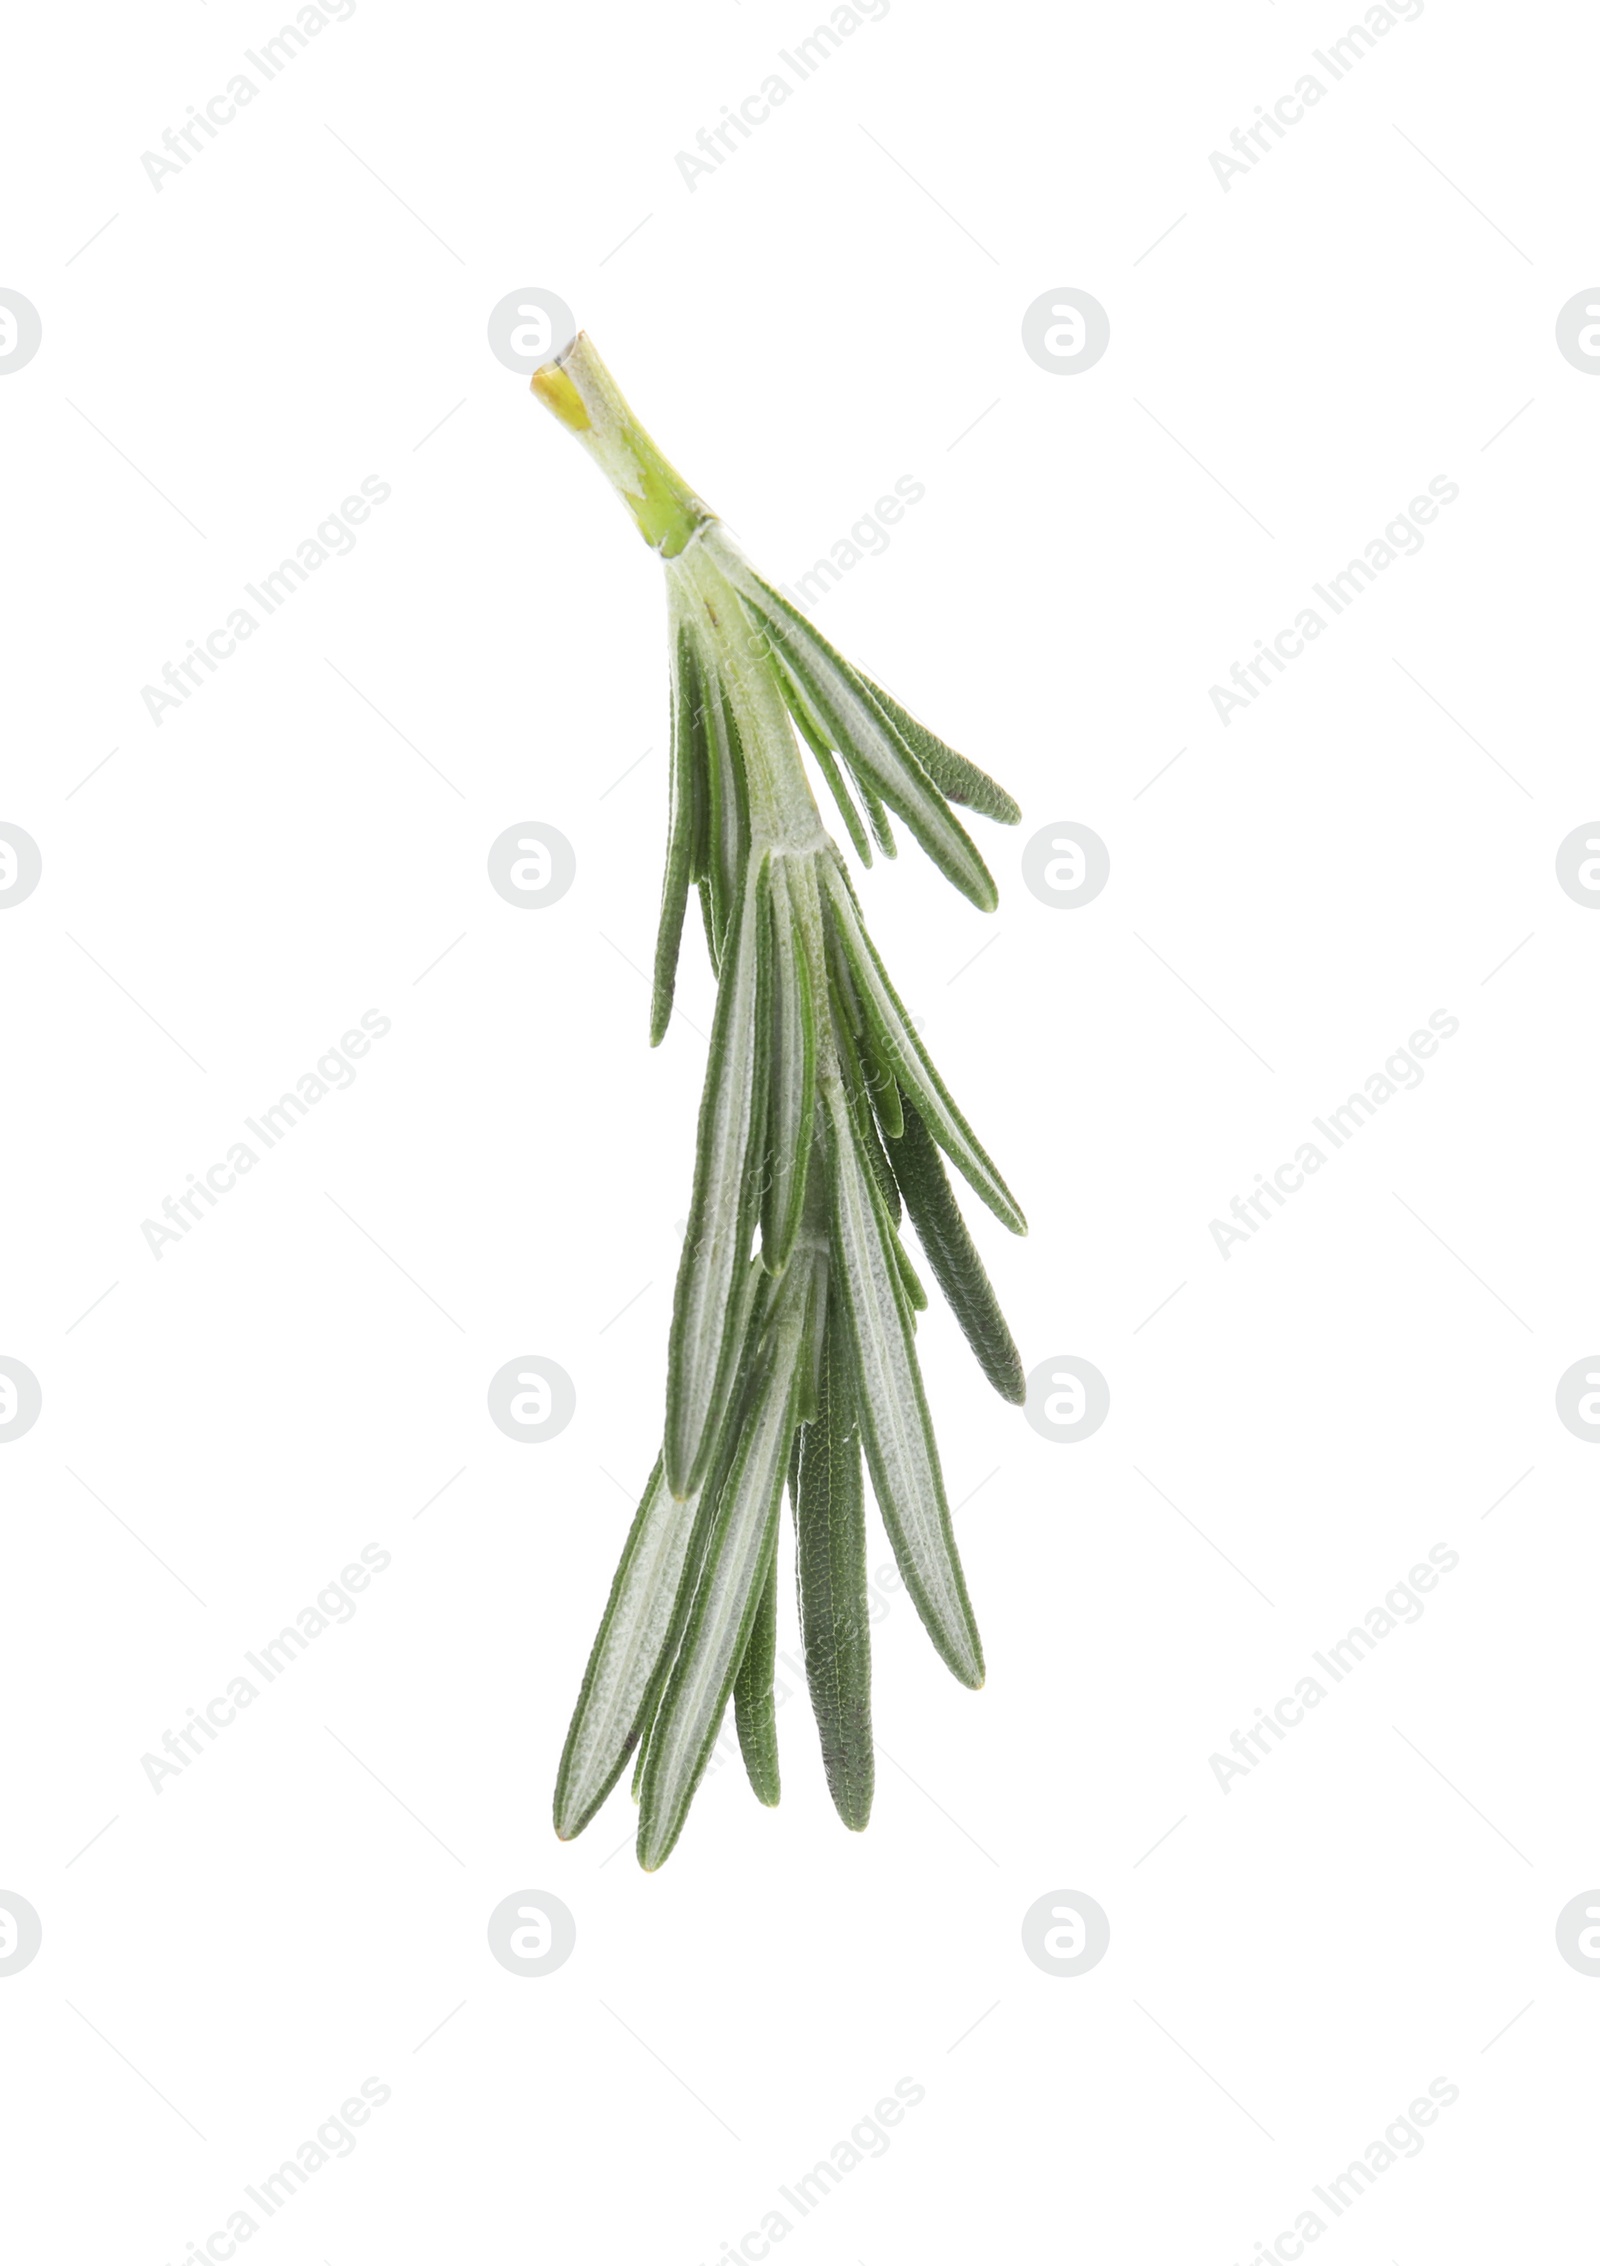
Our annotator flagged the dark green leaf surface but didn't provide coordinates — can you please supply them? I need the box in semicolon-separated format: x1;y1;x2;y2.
759;857;817;1277
733;1548;781;1806
665;857;771;1498
825;1081;984;1687
552;1455;705;1840
847;662;1022;826
890;1097;1025;1404
651;622;704;1045
794;1311;873;1830
823;857;1026;1236
640;1267;810;1868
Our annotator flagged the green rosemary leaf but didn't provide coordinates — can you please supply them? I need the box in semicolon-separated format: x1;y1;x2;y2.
892;1230;928;1312
796;1244;829;1425
759;858;817;1278
708;535;998;911
666;855;771;1498
822;858;1026;1237
768;609;993;906
828;1048;920;1314
680;626;710;885
773;650;874;868
825;1082;984;1688
862;1026;904;1142
639;1270;810;1868
833;1001;901;1227
733;1547;781;1806
552;1455;704;1840
696;873;719;973
856;775;897;859
651;623;703;1046
889;1096;1025;1404
795;1308;874;1831
715;671;751;910
700;654;750;962
846;664;1022;827
636;1252;773;1799
630;1689;658;1802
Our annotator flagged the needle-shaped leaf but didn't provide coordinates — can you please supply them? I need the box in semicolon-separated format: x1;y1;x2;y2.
889;1096;1025;1404
862;1026;904;1142
825;1082;984;1688
855;774;897;858
552;1455;705;1840
706;531;999;912
733;1549;781;1806
772;649;874;868
845;663;1022;826
760;857;817;1277
639;1271;810;1868
796;1243;829;1425
794;1308;873;1830
699;649;750;964
892;1230;928;1313
666;855;771;1498
832;998;901;1227
822;857;1026;1236
628;1254;769;1807
651;621;706;1045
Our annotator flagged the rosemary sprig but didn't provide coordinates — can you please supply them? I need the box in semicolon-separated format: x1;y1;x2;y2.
536;335;1026;1869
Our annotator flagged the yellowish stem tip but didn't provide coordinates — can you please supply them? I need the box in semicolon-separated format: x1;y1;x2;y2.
530;360;591;433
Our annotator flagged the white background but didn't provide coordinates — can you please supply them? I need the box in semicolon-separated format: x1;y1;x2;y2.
3;0;1598;2259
